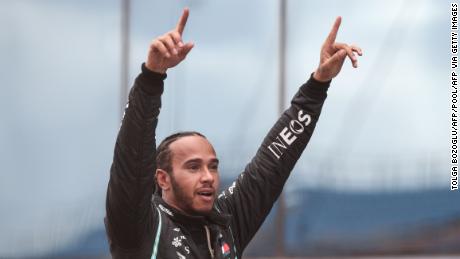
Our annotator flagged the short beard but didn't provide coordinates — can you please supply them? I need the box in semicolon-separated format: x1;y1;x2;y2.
169;173;212;216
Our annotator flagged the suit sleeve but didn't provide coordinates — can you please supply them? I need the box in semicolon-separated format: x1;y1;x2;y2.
215;75;331;252
105;63;166;250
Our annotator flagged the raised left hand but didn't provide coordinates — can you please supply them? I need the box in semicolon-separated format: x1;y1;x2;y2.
313;17;362;82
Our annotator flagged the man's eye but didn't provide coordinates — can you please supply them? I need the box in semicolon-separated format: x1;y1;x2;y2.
209;164;218;171
189;165;200;170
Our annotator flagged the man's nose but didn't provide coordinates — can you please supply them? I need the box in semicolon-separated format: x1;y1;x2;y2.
200;168;214;183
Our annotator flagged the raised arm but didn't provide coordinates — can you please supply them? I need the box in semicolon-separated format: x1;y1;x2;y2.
105;8;194;252
215;17;362;252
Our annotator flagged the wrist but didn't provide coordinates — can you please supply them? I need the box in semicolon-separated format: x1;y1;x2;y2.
141;63;168;80
145;63;167;74
313;70;329;83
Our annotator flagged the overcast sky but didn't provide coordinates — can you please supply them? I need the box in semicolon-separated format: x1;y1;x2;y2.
0;0;450;256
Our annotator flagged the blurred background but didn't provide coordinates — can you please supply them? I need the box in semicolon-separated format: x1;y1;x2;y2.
0;0;458;258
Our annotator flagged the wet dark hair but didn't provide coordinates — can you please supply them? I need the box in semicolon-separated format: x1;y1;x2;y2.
156;131;206;174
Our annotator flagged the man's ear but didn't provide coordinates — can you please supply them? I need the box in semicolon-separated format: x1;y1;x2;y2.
156;169;171;191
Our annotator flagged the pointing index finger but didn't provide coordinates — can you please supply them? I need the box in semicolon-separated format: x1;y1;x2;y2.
325;16;341;45
176;8;189;36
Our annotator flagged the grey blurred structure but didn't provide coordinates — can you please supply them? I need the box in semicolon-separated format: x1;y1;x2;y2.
0;0;456;258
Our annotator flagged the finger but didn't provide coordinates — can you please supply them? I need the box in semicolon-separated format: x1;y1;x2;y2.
169;31;184;47
329;49;347;63
327;49;347;65
350;46;362;68
152;40;170;58
325;16;341;45
178;42;194;58
334;43;357;68
350;44;363;56
160;35;178;55
175;7;189;35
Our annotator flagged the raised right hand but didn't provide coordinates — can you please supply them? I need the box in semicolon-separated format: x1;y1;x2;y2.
145;8;194;74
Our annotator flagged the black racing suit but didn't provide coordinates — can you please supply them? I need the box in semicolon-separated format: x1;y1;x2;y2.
105;63;331;258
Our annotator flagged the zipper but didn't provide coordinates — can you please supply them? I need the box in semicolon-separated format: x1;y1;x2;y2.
204;225;215;259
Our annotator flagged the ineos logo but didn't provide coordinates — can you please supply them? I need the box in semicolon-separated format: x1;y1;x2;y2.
268;110;311;159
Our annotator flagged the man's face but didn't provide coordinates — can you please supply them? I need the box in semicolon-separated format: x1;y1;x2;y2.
167;135;220;215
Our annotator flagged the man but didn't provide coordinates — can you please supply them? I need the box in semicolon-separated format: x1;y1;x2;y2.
105;8;362;259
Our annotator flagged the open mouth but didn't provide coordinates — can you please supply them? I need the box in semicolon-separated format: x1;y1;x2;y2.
197;191;213;197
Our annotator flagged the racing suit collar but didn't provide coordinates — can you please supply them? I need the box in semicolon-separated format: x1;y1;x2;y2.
153;194;231;227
